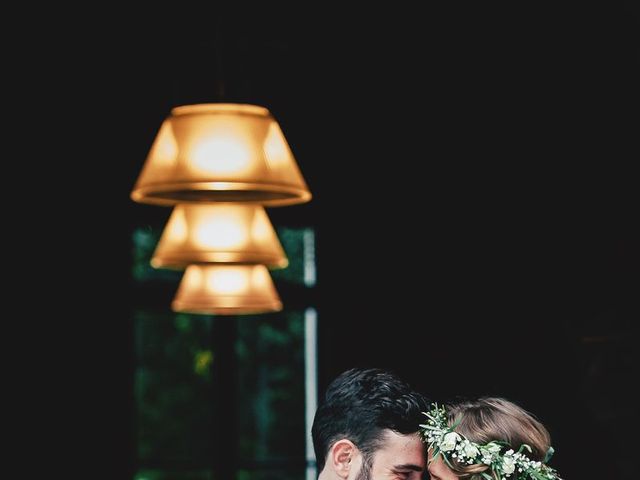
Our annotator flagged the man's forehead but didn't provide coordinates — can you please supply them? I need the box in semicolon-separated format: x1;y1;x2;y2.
374;430;426;466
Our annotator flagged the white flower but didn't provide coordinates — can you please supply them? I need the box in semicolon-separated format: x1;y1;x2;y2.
486;443;502;454
441;432;461;452
502;455;516;475
464;443;480;458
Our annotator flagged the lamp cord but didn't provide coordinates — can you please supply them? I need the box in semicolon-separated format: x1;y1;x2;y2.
214;17;226;102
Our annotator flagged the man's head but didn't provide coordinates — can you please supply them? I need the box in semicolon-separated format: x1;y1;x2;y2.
312;368;430;479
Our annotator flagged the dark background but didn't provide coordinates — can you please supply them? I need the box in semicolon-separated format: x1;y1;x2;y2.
26;3;638;479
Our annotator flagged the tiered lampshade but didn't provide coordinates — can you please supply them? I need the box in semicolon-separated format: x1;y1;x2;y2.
172;264;282;315
131;102;309;315
151;204;288;269
130;103;311;206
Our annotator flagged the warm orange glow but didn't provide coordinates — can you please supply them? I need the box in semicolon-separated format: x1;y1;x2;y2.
151;204;288;269
191;128;252;175
172;264;282;315
206;267;246;293
130;103;311;206
263;122;291;169
149;121;179;168
193;210;247;250
167;207;189;244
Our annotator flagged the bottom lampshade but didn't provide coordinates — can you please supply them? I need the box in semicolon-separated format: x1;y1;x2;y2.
172;264;282;315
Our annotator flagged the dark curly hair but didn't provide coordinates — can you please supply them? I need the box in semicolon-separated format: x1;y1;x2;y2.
311;368;431;472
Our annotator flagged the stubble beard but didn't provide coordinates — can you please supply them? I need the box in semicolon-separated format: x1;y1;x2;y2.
354;455;372;480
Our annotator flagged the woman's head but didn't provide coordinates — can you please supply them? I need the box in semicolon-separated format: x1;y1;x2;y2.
424;397;559;480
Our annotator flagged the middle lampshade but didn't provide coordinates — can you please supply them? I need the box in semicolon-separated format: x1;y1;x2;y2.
151;204;288;269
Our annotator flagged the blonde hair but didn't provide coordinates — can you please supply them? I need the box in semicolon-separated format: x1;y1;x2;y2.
445;397;552;479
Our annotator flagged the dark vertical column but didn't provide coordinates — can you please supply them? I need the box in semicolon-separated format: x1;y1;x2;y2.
211;317;238;478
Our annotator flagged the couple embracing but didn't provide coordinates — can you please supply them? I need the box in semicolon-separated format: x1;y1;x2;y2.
312;368;561;480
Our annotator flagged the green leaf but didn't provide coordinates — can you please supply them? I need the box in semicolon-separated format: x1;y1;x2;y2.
543;446;555;463
530;471;548;480
518;443;533;454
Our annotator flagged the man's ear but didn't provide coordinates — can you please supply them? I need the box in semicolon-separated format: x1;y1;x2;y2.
328;439;358;479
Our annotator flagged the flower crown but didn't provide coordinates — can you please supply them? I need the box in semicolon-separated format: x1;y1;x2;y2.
419;404;562;480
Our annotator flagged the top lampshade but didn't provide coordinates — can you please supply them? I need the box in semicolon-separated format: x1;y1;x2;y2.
130;103;312;206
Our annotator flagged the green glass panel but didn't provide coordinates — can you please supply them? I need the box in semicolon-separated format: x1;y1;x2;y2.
132;225;315;478
135;310;215;463
132;228;182;283
271;227;308;285
135;470;214;480
235;311;306;460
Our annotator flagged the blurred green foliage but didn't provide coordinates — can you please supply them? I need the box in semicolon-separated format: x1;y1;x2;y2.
132;226;313;479
135;312;215;463
135;470;213;480
236;312;306;460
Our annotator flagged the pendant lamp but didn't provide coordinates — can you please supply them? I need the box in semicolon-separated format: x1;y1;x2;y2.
172;264;282;315
151;203;288;269
130;103;311;206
